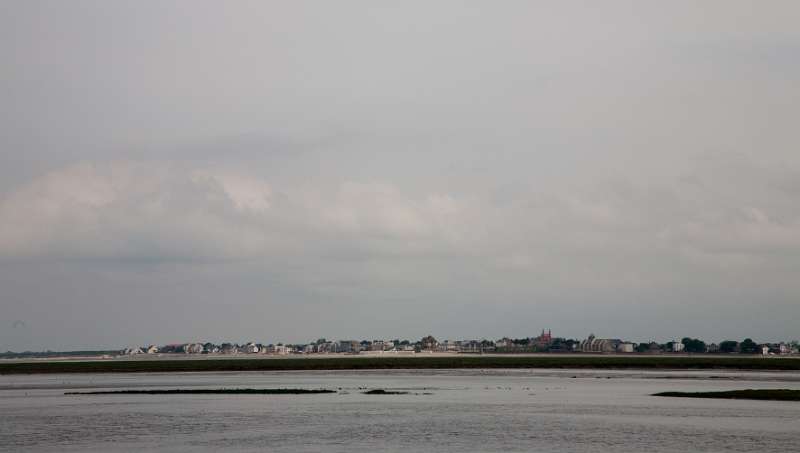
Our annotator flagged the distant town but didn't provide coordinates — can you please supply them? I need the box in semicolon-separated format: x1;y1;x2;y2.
4;331;799;360
109;331;797;358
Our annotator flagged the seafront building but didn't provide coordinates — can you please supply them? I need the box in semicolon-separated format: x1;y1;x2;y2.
617;343;635;353
579;334;619;353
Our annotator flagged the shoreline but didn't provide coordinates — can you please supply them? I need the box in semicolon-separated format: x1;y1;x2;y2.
3;351;796;363
2;355;799;375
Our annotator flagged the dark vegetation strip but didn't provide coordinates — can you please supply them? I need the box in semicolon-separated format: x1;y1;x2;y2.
653;389;800;401
363;389;409;395
2;356;800;375
65;388;335;395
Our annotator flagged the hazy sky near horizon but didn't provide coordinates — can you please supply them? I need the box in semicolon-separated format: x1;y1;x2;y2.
1;1;799;350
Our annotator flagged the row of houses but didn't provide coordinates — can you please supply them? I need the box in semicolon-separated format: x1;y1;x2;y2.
122;334;799;356
124;342;290;355
122;338;495;356
760;343;797;355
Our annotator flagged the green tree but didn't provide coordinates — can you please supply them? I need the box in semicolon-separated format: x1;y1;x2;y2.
635;343;650;353
719;341;738;353
420;335;438;350
740;338;758;354
681;337;707;353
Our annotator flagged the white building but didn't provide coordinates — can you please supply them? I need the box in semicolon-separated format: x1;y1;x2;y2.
264;344;289;355
244;343;260;354
617;343;635;353
580;334;619;353
184;343;204;354
672;342;685;353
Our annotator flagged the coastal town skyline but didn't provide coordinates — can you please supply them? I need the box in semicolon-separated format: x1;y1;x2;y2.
5;329;798;358
122;333;798;356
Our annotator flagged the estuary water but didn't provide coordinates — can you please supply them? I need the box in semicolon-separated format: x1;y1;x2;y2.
1;368;799;452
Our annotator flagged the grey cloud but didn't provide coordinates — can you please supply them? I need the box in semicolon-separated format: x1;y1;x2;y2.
0;162;465;262
4;156;799;276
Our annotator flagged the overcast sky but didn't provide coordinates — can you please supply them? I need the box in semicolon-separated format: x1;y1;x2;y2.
1;1;799;351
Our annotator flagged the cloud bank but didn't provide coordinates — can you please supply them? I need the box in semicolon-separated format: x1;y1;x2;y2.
0;162;464;261
3;157;799;286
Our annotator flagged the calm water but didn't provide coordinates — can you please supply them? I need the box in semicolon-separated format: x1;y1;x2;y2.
1;369;799;452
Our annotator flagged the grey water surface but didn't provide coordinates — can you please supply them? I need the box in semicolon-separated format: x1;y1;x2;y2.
1;369;799;452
